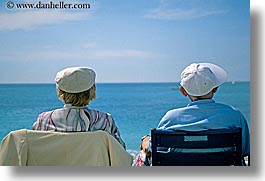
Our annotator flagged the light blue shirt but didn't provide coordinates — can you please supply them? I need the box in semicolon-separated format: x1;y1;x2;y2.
156;99;250;157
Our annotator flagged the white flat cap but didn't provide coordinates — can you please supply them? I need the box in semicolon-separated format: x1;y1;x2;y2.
180;63;227;96
55;67;96;93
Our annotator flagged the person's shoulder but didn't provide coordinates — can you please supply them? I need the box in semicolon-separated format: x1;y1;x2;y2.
215;102;240;111
87;109;113;118
162;107;187;118
167;106;190;113
215;102;245;117
38;107;64;117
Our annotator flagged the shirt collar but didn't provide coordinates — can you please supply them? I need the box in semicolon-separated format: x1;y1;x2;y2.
64;104;87;109
187;99;215;107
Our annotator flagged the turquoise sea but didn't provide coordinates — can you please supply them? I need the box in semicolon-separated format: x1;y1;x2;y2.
0;82;250;154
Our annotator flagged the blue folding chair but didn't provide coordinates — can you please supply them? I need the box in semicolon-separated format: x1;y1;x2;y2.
151;128;248;166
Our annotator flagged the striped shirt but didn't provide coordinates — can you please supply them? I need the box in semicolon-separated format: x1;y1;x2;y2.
32;104;126;149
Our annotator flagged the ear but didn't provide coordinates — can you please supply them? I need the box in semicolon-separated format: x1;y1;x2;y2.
179;86;188;96
212;87;218;93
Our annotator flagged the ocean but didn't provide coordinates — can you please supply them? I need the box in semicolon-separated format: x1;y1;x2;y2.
0;82;250;155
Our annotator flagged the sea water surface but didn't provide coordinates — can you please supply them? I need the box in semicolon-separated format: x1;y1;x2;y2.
0;82;250;154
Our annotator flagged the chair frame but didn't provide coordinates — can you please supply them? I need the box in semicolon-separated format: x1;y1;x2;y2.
151;128;244;166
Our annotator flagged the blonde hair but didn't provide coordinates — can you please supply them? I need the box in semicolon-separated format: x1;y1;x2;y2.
57;84;96;107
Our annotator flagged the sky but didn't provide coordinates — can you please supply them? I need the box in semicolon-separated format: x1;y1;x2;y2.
0;0;250;83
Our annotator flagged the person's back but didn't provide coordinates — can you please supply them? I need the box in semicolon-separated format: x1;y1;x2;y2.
133;62;250;166
158;63;250;157
158;99;250;157
32;67;126;149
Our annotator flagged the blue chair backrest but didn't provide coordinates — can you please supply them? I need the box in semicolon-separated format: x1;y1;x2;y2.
151;128;242;166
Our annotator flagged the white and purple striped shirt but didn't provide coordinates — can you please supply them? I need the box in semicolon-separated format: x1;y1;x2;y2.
32;104;126;149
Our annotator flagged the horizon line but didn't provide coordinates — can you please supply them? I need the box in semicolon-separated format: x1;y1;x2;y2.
0;80;250;85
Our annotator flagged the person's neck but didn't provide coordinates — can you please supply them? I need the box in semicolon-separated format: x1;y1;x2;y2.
189;95;213;102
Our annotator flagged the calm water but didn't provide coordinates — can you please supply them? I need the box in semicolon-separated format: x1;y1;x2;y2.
0;82;250;154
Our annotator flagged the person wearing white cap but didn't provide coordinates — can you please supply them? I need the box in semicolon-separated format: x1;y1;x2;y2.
32;67;126;149
135;62;250;166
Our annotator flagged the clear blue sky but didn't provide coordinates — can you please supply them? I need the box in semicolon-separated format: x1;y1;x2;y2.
0;0;250;83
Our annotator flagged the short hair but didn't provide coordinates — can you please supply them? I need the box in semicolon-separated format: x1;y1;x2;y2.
57;84;96;107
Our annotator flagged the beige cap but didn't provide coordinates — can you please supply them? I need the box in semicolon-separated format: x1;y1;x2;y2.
55;67;96;93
